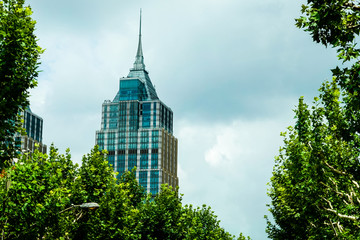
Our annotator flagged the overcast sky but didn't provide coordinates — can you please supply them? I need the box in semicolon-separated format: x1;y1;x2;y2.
27;0;339;239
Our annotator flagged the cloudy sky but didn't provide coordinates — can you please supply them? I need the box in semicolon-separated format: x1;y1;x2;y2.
27;0;339;239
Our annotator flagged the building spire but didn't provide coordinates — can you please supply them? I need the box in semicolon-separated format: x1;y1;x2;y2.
132;9;146;71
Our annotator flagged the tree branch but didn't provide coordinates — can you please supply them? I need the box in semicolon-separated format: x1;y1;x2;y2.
324;161;346;175
324;208;357;221
346;24;360;29
344;2;360;11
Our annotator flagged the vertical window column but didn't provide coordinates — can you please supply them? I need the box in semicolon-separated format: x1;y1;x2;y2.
118;132;126;150
107;132;116;151
152;102;157;127
103;105;108;129
139;171;148;190
97;132;105;151
140;149;149;169
152;130;159;149
109;104;119;129
117;149;126;176
142;103;151;128
129;102;139;130
151;149;158;169
150;170;159;195
128;148;137;171
107;132;116;168
119;103;127;131
140;131;149;149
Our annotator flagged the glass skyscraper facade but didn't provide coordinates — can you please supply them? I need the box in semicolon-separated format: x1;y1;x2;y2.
15;106;47;154
95;14;178;195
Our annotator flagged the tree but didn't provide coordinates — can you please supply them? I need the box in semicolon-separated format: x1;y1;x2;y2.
267;1;360;239
69;146;118;240
137;184;242;240
237;233;251;240
70;147;142;240
88;180;140;240
71;146;115;205
0;145;138;239
0;146;78;239
180;204;236;240
137;185;183;240
118;167;145;208
0;0;43;168
0;145;249;239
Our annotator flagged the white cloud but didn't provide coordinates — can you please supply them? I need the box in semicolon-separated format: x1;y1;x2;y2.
176;117;292;238
205;123;244;168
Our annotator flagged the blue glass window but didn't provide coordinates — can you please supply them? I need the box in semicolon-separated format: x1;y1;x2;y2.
119;79;147;101
150;170;159;195
151;130;159;148
97;133;104;150
142;103;151;128
103;105;108;129
151;153;158;169
150;170;159;181
153;102;157;127
140;153;148;169
139;171;147;189
117;153;125;174
140;131;149;149
107;132;116;151
128;153;137;171
110;105;118;112
109;120;117;129
108;155;115;167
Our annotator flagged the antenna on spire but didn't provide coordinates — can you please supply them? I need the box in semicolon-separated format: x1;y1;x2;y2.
132;8;146;71
139;8;142;38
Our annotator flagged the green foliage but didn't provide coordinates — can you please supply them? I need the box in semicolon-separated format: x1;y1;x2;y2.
72;146;115;204
137;185;240;240
237;233;251;240
267;1;360;239
0;146;247;239
137;185;183;239
180;204;236;240
118;167;145;207
267;82;360;238
88;182;140;240
0;145;77;239
0;0;43;168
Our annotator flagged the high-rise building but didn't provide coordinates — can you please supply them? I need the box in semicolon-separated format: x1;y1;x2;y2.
15;106;47;154
95;13;178;195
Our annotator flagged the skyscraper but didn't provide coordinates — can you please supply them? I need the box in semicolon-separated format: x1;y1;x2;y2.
95;12;178;195
15;106;47;154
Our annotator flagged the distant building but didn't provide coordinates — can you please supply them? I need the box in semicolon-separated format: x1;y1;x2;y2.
95;12;178;195
15;106;47;154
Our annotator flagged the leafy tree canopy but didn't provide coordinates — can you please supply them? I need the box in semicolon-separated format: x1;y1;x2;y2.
0;0;43;168
0;146;250;239
267;1;360;239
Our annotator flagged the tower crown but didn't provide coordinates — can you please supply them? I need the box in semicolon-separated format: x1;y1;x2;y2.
113;9;158;102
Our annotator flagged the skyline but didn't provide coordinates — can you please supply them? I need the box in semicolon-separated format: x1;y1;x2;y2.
27;1;339;239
